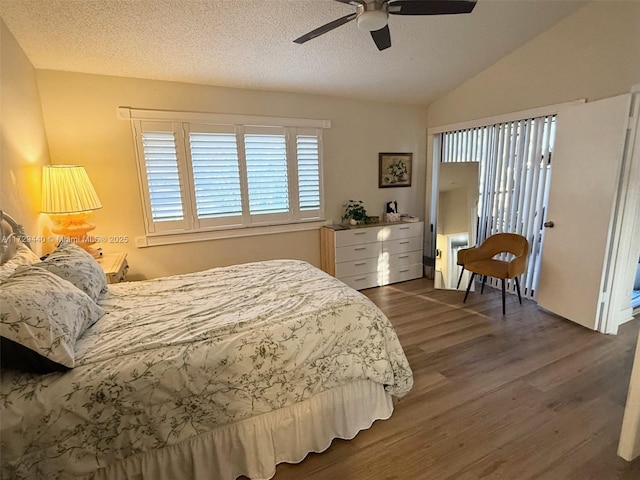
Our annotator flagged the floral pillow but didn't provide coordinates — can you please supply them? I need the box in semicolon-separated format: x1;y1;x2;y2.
0;241;41;282
35;242;107;302
0;266;105;373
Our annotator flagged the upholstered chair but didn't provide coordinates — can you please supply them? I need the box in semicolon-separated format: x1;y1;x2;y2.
458;233;529;314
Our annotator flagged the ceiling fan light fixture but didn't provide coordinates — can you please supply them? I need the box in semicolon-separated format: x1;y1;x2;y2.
357;10;388;31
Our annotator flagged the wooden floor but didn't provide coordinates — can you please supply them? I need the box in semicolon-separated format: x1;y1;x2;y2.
273;278;640;480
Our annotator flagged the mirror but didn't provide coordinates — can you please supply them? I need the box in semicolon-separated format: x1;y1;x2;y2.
434;162;479;290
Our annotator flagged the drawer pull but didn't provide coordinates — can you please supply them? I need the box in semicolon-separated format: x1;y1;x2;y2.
355;262;366;266
354;277;366;281
400;226;410;230
399;241;410;245
399;269;409;273
354;232;367;235
398;255;409;259
354;247;367;251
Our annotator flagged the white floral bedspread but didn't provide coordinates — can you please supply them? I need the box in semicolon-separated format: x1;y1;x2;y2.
0;260;413;479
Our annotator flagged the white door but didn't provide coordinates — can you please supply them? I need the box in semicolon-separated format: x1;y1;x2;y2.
536;94;631;330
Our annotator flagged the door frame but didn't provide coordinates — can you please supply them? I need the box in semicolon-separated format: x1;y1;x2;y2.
600;85;640;334
426;91;639;335
425;99;583;280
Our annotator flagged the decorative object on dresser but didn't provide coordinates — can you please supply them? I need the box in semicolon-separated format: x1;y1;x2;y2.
41;165;103;258
321;221;424;290
97;252;129;284
379;153;412;188
385;200;401;222
342;200;369;225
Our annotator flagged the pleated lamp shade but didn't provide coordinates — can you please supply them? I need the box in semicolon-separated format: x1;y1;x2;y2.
41;165;102;214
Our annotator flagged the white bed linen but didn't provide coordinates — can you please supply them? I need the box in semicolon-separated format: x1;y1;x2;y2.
1;260;412;479
94;379;392;480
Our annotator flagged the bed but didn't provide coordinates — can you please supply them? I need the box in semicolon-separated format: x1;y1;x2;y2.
0;212;413;480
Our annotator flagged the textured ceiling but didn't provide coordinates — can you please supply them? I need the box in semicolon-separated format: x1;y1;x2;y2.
1;0;588;106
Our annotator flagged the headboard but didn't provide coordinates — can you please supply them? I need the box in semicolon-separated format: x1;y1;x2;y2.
0;211;31;264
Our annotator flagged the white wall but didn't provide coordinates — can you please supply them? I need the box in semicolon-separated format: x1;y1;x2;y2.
0;20;50;254
33;71;428;279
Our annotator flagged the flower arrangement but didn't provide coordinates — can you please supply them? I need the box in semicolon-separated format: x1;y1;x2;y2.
388;159;408;180
342;200;368;225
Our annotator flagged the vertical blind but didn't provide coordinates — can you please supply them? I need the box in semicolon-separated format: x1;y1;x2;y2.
439;115;556;298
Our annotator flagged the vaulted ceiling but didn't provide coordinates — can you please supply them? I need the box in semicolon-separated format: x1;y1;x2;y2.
1;0;588;106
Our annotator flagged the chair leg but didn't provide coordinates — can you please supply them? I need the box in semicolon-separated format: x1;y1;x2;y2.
463;273;476;303
456;267;465;289
501;278;506;315
515;276;522;304
480;275;487;294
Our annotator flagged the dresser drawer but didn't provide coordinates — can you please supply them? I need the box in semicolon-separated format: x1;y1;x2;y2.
335;227;382;247
339;272;379;290
388;263;423;284
389;250;422;268
336;256;379;278
385;222;424;241
336;242;382;263
384;236;423;254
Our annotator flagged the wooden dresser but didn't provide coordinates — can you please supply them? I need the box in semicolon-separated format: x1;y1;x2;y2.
320;221;424;290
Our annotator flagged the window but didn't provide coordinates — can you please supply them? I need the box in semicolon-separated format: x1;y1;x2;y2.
129;111;327;238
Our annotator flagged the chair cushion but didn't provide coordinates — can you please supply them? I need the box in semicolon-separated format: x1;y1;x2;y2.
465;259;511;279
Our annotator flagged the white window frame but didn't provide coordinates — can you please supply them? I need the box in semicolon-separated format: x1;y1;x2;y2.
122;108;330;247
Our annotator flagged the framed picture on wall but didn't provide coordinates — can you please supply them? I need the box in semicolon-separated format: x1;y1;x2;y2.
379;152;412;188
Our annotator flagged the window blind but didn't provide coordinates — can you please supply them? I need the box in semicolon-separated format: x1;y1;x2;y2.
439;115;556;299
132;113;326;237
296;134;320;211
140;131;184;222
244;133;289;215
189;132;242;219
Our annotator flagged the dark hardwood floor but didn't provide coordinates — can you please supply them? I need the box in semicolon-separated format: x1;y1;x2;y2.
274;278;640;480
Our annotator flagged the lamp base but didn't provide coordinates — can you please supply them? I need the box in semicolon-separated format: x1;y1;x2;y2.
50;213;102;258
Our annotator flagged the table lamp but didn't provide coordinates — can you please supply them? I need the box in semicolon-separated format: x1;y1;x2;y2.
41;165;103;258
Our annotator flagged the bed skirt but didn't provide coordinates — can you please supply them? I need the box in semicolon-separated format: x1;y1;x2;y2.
92;380;393;480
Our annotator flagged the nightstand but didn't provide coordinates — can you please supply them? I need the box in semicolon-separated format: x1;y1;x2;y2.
97;252;129;284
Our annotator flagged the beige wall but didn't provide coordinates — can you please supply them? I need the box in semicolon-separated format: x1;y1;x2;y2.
427;1;640;128
0;20;50;254
34;71;428;279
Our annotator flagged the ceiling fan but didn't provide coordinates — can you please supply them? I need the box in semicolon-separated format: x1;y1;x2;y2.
293;0;477;51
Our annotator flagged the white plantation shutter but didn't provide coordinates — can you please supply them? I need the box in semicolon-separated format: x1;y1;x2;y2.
141;131;183;221
187;127;243;227
135;121;191;233
244;129;290;221
296;132;321;215
131;112;326;236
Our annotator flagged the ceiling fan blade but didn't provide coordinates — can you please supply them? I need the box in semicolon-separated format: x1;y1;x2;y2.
388;0;477;16
294;12;358;44
370;24;391;51
333;0;365;5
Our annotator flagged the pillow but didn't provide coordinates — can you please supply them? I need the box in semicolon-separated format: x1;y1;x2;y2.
0;266;105;373
0;241;41;282
35;242;107;302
